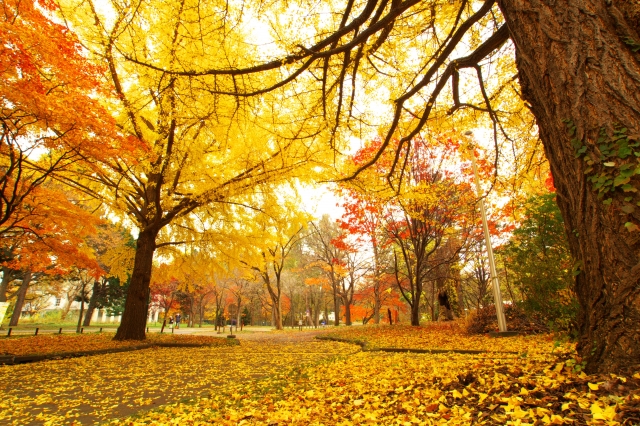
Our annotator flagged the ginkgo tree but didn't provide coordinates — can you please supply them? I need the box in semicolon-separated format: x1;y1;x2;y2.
55;0;334;340
240;192;311;330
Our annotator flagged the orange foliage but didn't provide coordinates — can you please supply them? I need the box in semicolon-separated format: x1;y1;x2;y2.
1;184;103;277
0;333;233;357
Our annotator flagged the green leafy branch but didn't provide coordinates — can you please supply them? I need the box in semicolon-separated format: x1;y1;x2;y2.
624;37;640;53
563;120;640;231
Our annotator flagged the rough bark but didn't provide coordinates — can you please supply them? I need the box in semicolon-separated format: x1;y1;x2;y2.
499;0;640;373
0;266;17;302
410;298;421;326
114;228;158;340
9;269;31;326
342;294;352;326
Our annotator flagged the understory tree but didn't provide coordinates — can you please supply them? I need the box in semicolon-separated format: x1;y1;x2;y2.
502;192;578;330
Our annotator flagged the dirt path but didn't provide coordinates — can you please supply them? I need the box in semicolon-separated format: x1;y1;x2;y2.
0;332;355;425
235;328;334;343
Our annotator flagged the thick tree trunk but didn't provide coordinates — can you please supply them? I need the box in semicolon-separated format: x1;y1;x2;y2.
9;269;31;327
115;228;158;340
343;295;352;326
83;281;101;327
499;0;640;373
410;301;420;326
0;266;17;302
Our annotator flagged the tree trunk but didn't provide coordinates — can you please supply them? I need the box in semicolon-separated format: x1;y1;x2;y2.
373;247;381;324
76;285;85;333
410;300;420;326
499;0;640;373
373;287;381;325
333;289;340;326
9;269;31;327
236;295;242;331
324;304;329;326
0;266;17;302
343;295;352;326
83;281;101;327
115;228;158;340
273;294;282;330
455;276;466;318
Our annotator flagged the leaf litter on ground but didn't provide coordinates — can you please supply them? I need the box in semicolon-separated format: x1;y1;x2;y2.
1;324;638;425
0;332;231;357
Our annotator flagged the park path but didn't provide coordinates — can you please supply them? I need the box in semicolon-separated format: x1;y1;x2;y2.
0;330;356;425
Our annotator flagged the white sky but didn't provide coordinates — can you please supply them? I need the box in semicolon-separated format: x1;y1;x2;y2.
299;183;345;221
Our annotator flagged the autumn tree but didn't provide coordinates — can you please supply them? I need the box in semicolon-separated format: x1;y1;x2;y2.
81;223;136;326
0;184;103;326
0;0;135;238
241;196;309;330
54;0;335;340
337;176;392;324
306;215;351;326
502;192;578;330
150;263;181;325
225;269;254;330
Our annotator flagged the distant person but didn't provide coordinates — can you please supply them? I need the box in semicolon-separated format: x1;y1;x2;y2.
175;314;181;329
169;316;174;326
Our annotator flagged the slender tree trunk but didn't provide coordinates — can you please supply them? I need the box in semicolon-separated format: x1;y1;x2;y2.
373;247;381;324
373;286;381;325
115;228;158;340
9;269;31;327
343;294;352;326
76;284;86;333
236;295;242;331
273;295;282;329
455;277;466;318
499;0;640;374
324;304;329;326
333;284;340;326
83;281;101;327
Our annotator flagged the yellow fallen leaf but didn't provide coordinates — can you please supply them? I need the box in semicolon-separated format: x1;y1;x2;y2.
587;382;599;391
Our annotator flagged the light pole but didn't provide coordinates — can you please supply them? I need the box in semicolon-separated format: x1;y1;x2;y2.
463;131;508;333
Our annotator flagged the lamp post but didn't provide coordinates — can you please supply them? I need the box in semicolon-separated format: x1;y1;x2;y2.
463;131;508;333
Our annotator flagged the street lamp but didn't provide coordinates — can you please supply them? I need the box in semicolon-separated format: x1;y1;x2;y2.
463;131;508;333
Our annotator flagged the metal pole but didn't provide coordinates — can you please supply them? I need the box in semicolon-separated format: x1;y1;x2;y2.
465;131;507;332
